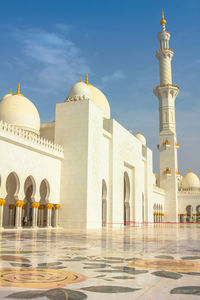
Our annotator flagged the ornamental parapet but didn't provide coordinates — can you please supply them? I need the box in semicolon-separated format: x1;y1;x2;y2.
66;95;90;102
15;200;24;207
0;120;64;154
155;83;179;89
0;199;5;206
32;202;40;209
153;84;179;98
46;203;53;209
157;48;174;53
54;204;60;210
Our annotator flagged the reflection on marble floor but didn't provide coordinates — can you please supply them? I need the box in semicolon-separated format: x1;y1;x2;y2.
0;224;200;299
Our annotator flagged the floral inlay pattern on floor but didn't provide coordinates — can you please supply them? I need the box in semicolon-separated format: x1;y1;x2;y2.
0;225;200;299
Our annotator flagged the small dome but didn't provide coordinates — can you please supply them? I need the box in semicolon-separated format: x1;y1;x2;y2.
182;170;200;190
0;92;40;134
66;79;110;119
67;81;91;100
136;131;146;145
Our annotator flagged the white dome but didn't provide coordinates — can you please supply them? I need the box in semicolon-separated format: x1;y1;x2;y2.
0;93;40;134
66;81;110;119
67;82;91;100
182;170;200;190
136;132;146;145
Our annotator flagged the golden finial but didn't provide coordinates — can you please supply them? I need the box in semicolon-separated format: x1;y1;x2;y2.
189;168;191;173
80;77;82;82
17;83;20;95
160;8;166;26
10;89;12;94
85;73;88;84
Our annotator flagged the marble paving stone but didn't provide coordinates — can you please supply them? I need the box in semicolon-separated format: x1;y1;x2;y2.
0;224;200;299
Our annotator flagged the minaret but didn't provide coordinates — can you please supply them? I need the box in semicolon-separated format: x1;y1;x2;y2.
153;10;179;222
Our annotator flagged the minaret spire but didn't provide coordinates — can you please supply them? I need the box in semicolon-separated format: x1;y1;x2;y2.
160;9;166;31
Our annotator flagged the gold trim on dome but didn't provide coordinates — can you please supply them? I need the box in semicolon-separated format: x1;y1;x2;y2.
85;73;89;84
14;83;24;96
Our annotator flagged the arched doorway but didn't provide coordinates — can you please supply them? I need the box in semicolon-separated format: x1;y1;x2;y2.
186;205;193;222
3;172;20;227
39;179;50;227
102;179;107;226
23;176;36;227
124;172;130;226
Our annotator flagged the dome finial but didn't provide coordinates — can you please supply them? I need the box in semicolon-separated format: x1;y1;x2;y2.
85;74;88;84
10;89;12;94
160;8;166;29
17;83;20;95
189;168;191;173
80;77;82;82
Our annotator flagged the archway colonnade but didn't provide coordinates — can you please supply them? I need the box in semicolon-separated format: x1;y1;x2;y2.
0;172;60;230
179;205;200;223
153;204;164;223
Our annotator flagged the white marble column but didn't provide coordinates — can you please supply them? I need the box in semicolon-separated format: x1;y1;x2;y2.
46;204;53;227
31;202;40;228
0;199;5;228
15;201;23;228
54;204;60;227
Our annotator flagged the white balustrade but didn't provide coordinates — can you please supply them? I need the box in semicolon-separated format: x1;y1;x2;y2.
0;120;63;154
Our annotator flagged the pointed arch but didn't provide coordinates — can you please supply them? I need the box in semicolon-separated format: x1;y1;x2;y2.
124;172;130;225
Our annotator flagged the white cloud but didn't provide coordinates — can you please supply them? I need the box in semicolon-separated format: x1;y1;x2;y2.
11;27;90;91
101;70;126;83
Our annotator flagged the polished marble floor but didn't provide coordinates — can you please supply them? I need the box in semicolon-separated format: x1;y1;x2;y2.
0;224;200;299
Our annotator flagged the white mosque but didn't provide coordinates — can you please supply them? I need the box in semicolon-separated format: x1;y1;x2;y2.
0;12;199;230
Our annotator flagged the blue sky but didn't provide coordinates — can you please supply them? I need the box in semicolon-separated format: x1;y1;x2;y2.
0;0;200;176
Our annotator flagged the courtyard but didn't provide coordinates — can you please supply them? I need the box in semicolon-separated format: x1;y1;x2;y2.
0;224;200;299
